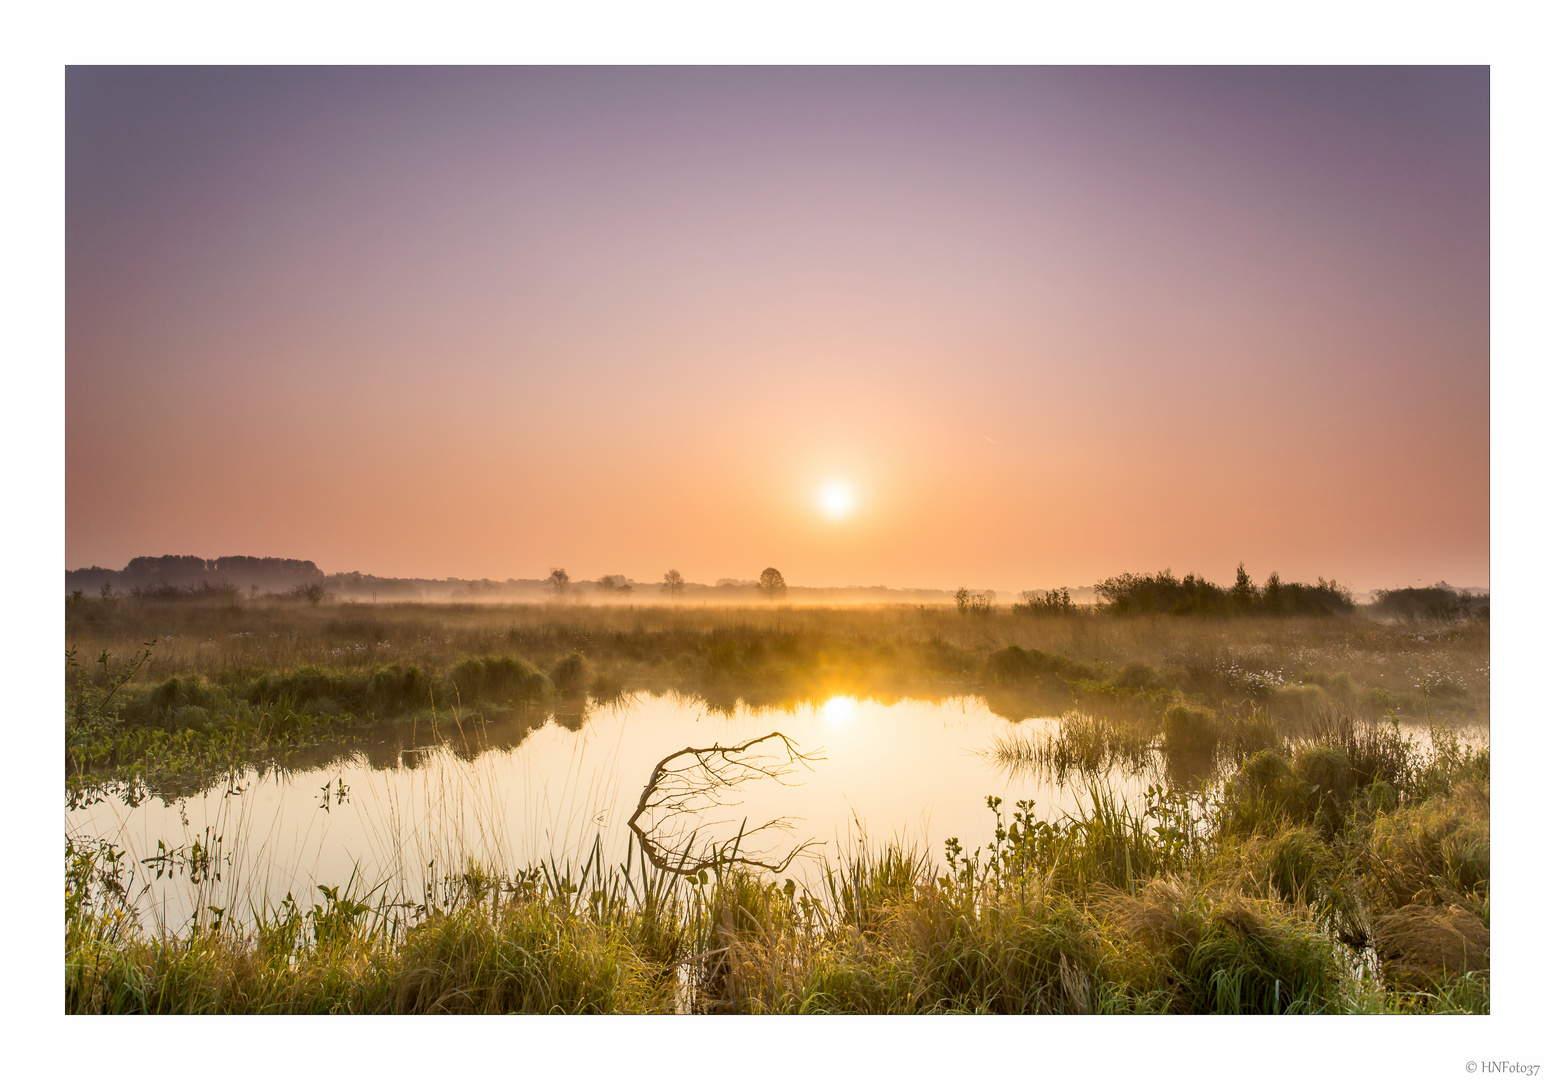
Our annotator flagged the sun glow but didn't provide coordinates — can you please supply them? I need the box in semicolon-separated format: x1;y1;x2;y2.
818;480;856;520
822;696;857;724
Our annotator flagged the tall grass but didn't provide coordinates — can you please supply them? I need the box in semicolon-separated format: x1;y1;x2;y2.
67;716;1488;1014
65;603;1490;1014
67;599;1488;726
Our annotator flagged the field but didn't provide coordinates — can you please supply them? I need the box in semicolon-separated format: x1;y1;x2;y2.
65;595;1490;1013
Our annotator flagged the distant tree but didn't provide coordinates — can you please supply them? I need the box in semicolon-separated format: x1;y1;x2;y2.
758;567;787;600
596;574;632;593
1373;584;1478;622
1263;571;1283;615
547;568;571;597
290;581;332;606
954;588;993;614
662;569;685;598
1231;563;1256;610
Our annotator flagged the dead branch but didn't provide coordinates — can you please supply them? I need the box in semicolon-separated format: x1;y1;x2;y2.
627;731;822;877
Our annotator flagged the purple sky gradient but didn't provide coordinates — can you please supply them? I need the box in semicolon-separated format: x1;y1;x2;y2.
67;67;1488;591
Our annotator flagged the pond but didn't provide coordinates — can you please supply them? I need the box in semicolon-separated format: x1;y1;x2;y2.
65;691;1474;934
67;692;1176;931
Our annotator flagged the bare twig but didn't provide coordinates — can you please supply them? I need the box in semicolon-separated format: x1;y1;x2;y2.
627;732;822;877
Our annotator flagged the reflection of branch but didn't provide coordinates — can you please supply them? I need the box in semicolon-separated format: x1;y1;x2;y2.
627;732;822;877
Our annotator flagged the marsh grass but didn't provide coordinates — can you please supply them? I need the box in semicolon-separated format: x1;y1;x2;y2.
65;602;1490;1014
986;712;1158;782
67;718;1489;1014
68;599;1488;724
68;727;1489;1014
67;600;1487;795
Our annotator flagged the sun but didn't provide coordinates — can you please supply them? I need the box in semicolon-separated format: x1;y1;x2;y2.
818;480;856;520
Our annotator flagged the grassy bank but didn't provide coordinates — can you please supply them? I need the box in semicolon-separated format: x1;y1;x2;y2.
66;717;1488;1014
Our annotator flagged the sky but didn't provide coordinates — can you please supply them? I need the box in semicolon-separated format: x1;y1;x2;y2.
66;66;1489;592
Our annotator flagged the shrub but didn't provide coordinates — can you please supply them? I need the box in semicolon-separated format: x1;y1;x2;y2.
1016;588;1076;616
1094;568;1354;617
954;587;993;614
1373;586;1487;623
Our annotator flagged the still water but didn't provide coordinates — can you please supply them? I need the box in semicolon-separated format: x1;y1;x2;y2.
66;693;1160;930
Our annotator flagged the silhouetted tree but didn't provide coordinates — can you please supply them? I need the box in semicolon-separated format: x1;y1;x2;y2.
955;587;992;614
1231;562;1256;610
1263;571;1283;615
662;569;685;598
758;567;787;600
547;568;571;596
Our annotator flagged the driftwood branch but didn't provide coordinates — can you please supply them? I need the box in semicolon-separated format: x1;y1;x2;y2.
627;731;822;877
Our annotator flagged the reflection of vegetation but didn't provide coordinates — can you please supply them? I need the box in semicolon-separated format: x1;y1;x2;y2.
66;599;1488;798
67;723;1488;1013
985;712;1157;782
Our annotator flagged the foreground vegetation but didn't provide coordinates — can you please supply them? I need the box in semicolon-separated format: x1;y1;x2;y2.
65;593;1489;1013
66;714;1488;1014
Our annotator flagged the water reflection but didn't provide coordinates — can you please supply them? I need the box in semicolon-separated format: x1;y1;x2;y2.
68;694;1155;932
822;696;857;725
65;691;1480;935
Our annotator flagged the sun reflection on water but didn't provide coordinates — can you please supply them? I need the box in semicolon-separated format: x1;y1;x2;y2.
822;695;857;724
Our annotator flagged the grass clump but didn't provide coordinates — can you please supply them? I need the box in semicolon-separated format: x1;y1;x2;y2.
986;713;1156;781
450;655;550;705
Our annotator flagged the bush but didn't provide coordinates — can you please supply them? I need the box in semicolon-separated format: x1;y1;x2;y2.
1372;586;1487;623
1094;567;1354;617
954;588;993;614
1016;588;1076;616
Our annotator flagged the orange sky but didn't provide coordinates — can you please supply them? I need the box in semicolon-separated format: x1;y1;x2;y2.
66;67;1489;592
